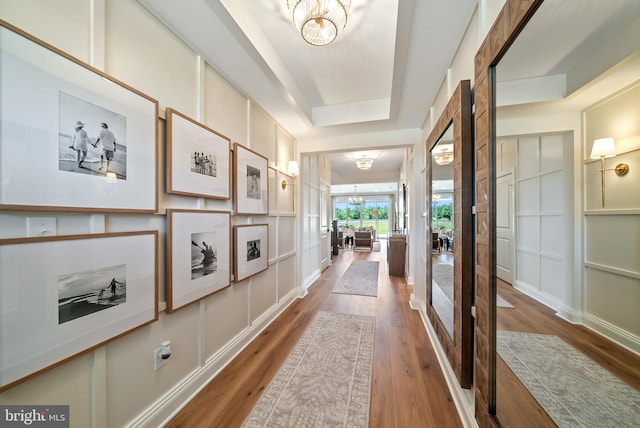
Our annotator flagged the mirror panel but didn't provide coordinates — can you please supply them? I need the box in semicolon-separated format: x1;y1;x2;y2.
430;125;455;337
475;0;640;425
425;80;473;389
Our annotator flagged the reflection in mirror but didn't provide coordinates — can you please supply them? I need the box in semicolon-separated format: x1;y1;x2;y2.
425;79;472;389
492;0;640;426
430;124;454;337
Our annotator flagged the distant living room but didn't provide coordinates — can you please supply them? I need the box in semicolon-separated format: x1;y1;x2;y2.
331;185;394;252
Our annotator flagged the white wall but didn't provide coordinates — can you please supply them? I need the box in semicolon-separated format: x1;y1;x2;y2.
497;134;575;314
583;82;640;351
0;1;298;426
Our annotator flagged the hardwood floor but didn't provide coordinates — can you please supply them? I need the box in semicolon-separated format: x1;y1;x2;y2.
166;244;462;427
495;278;640;427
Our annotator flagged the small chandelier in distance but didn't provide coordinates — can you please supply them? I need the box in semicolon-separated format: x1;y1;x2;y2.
348;185;363;205
433;144;454;166
287;0;351;46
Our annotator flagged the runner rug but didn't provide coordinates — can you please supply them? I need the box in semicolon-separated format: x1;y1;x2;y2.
433;263;513;307
497;330;640;428
242;311;375;427
332;261;379;297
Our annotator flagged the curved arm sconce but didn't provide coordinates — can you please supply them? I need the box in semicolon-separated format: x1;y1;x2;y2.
281;160;299;189
590;138;630;207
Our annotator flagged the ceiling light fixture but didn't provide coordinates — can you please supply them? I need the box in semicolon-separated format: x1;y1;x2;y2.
348;185;363;205
433;144;454;166
351;151;379;170
287;0;351;46
355;157;374;170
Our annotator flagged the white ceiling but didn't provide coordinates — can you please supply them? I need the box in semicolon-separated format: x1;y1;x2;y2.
139;0;477;186
139;0;640;188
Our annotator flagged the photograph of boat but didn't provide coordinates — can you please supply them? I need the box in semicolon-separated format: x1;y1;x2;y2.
191;231;217;280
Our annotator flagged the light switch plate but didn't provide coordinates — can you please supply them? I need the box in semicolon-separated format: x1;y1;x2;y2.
26;217;57;237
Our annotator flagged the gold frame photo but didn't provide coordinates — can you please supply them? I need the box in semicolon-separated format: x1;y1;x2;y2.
234;224;268;282
0;231;158;392
233;143;269;215
166;108;231;200
166;209;231;313
0;20;159;213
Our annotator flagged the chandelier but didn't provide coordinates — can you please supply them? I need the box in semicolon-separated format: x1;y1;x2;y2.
355;157;374;170
352;151;379;170
287;0;351;46
433;144;454;166
348;185;363;205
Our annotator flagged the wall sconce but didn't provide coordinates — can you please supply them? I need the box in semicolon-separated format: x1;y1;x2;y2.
590;137;629;207
281;160;299;190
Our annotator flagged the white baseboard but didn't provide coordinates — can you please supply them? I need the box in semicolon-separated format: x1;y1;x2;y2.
555;304;583;324
582;313;640;356
514;282;640;355
302;269;321;293
409;294;477;428
126;288;299;428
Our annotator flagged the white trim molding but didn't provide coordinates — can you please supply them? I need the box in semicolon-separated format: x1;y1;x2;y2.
126;289;299;428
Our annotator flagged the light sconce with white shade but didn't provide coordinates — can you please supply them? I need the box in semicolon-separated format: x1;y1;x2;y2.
281;160;300;190
589;137;629;207
287;0;351;46
432;143;454;166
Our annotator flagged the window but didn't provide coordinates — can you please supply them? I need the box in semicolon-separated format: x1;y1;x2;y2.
333;196;390;238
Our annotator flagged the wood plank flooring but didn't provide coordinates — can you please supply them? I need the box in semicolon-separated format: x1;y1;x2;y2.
167;245;462;427
495;278;640;427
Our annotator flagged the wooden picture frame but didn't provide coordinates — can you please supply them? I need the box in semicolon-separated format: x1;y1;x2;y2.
0;231;158;392
425;80;473;389
166;209;231;312
234;224;268;282
0;20;158;213
233;143;269;215
166;108;231;200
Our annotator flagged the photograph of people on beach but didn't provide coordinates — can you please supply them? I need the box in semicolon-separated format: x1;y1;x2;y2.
58;264;126;325
58;91;127;180
246;239;261;262
190;144;217;177
246;165;260;200
190;231;217;280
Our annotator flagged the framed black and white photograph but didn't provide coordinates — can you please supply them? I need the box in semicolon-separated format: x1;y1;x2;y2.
234;143;269;215
0;20;158;212
0;231;158;392
166;108;231;200
234;224;268;282
167;209;231;312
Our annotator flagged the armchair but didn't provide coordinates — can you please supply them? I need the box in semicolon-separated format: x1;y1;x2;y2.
354;230;373;251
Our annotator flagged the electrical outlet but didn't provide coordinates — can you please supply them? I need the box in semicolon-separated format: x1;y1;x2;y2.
26;217;57;237
154;347;169;371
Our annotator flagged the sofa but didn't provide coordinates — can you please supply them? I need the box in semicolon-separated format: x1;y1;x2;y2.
353;230;373;251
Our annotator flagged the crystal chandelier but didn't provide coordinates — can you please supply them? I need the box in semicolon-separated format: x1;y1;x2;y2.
355;157;374;170
287;0;351;46
433;144;454;166
348;185;363;204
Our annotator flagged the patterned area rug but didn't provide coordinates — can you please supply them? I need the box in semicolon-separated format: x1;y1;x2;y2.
432;263;453;302
242;311;375;427
496;295;514;308
433;263;513;307
497;331;640;428
332;261;379;297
